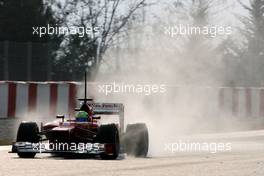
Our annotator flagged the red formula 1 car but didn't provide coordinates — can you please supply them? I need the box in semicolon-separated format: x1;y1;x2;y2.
10;74;149;159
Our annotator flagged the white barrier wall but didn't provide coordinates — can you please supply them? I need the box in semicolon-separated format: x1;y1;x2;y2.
0;82;264;119
172;87;264;118
0;81;78;118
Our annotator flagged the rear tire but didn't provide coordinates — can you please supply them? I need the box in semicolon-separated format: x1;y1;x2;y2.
124;123;149;157
96;124;120;160
16;122;39;158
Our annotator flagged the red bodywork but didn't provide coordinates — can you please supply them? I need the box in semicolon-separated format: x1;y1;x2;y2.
43;118;100;144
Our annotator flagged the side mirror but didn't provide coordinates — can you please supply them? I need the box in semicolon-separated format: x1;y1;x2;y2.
56;115;65;122
93;116;101;120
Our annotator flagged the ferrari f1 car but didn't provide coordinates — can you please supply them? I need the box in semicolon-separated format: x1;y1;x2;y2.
10;73;149;160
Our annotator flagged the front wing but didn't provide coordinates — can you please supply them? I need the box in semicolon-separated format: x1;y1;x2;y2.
10;142;105;155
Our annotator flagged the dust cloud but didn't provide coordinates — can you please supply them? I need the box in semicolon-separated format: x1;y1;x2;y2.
85;2;261;157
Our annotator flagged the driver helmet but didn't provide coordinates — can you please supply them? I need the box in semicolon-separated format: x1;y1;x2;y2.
75;111;88;122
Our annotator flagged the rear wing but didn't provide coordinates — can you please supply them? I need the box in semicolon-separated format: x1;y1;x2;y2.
78;73;125;133
89;103;125;133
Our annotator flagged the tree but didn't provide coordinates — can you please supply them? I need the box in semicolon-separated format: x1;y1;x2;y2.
0;0;58;42
0;0;62;81
169;0;222;85
239;0;264;86
52;0;146;80
221;0;264;86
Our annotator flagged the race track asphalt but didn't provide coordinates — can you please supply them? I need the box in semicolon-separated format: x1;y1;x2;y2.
1;130;264;176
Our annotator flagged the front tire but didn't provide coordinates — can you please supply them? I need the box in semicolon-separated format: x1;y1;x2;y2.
16;122;39;158
124;123;149;157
